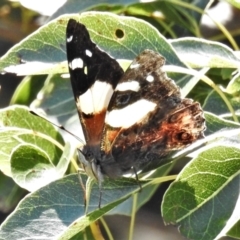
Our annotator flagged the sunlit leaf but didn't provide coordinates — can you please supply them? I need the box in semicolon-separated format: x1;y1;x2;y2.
171;37;240;68
162;145;240;240
0;174;141;240
0;106;64;178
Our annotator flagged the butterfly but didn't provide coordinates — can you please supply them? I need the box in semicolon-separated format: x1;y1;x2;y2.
66;19;205;204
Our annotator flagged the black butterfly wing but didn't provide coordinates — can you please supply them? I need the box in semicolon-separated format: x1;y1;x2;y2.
66;19;124;146
101;50;205;175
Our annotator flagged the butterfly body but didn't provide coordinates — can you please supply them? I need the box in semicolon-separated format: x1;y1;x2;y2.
66;19;205;184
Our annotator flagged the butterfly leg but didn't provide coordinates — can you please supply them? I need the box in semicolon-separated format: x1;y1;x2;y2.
77;168;89;213
132;167;142;192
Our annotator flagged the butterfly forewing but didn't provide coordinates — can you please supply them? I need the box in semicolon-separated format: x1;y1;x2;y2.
66;19;124;145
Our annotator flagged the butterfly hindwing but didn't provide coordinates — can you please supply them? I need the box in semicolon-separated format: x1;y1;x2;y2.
101;50;205;175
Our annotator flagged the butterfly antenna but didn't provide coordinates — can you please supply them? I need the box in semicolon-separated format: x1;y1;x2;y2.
30;110;85;146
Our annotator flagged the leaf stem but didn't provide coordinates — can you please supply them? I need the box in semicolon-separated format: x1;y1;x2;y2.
128;193;138;240
100;218;114;240
168;0;239;50
89;221;105;240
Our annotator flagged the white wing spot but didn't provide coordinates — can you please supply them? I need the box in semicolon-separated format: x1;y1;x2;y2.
146;75;154;82
115;81;140;92
67;35;73;42
70;58;84;70
79;80;114;115
91;81;113;113
79;89;93;115
84;66;88;74
85;49;92;57
105;99;156;128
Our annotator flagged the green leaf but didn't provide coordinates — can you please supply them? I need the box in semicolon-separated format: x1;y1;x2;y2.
0;12;184;76
109;162;173;216
126;0;206;37
31;74;77;126
203;89;240;118
227;220;240;239
50;0;209;37
185;0;210;23
162;145;240;240
10;143;73;192
171;37;240;68
11;144;55;191
226;71;240;95
0;105;64;178
204;111;240;136
0;172;26;213
49;0;139;21
0;25;67;75
10;75;46;105
0;174;141;240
